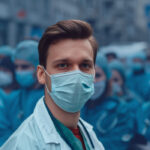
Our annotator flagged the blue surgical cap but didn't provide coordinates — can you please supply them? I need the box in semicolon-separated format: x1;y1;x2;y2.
95;53;111;79
0;46;14;58
109;60;126;81
14;40;39;67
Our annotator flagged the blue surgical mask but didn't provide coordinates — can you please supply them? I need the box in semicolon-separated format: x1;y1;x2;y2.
112;82;122;95
16;70;36;88
91;80;106;100
44;69;94;113
0;71;13;87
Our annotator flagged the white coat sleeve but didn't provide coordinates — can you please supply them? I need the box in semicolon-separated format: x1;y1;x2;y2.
91;130;105;150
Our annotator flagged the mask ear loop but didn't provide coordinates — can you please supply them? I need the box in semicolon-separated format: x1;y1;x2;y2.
41;66;51;77
41;65;52;94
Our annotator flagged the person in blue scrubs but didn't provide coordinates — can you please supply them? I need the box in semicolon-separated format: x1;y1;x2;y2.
81;54;139;150
0;40;43;146
0;56;18;94
127;51;150;101
0;56;19;146
14;40;41;89
109;60;142;103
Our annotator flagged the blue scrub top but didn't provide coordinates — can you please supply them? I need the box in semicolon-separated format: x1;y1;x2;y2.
136;102;150;141
0;88;44;146
81;96;140;150
127;73;150;101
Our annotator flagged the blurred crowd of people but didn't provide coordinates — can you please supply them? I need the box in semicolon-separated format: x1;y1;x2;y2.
0;39;150;150
0;40;44;146
81;49;150;150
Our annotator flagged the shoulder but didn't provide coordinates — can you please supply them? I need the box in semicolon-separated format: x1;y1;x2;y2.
1;115;41;150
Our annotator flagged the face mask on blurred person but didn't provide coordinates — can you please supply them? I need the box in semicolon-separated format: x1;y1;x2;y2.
0;71;13;87
112;82;122;95
16;70;36;88
91;80;106;100
44;69;95;113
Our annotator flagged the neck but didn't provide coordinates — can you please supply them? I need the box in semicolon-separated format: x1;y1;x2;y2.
45;92;80;129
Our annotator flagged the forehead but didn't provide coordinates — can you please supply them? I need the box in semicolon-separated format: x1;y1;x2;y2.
47;39;94;63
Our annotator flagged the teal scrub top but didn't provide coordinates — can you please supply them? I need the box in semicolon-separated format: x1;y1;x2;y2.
0;88;43;146
81;96;139;150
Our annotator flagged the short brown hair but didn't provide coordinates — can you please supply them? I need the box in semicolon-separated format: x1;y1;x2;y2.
38;19;98;68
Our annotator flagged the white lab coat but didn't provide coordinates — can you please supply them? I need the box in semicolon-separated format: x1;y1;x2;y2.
0;97;104;150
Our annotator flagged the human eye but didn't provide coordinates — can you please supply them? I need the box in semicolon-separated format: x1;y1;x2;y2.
57;63;69;69
80;63;92;70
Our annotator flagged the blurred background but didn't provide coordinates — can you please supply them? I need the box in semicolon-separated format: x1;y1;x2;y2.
0;0;150;47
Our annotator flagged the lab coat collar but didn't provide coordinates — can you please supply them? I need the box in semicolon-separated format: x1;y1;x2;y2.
34;96;61;144
34;96;94;146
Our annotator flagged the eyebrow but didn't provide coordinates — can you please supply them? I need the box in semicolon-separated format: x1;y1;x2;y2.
52;59;69;65
82;59;93;64
52;58;93;65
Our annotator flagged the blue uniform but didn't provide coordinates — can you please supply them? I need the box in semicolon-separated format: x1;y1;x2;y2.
0;89;20;146
127;72;150;101
0;88;43;146
126;51;150;101
136;102;150;141
81;96;139;150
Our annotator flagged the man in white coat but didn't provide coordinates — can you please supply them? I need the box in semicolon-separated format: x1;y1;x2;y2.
1;19;104;150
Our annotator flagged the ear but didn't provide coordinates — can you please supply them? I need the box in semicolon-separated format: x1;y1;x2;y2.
37;65;45;85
